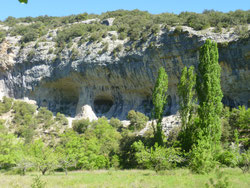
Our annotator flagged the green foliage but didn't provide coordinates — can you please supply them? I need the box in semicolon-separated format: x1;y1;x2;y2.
59;118;121;170
0;96;13;115
11;22;47;43
205;169;230;188
0;30;6;43
127;110;149;131
109;117;123;129
72;118;90;134
133;141;182;172
197;39;223;146
238;150;250;173
27;50;35;61
55;112;68;126
31;175;47;188
19;0;28;4
70;47;79;61
151;67;168;146
29;139;58;175
178;66;196;130
37;107;54;128
189;135;216;174
217;149;239;168
190;39;223;174
12;100;36;126
0;133;21;169
235;25;250;39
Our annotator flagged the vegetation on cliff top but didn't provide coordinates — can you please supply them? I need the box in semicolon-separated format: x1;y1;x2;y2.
0;9;249;46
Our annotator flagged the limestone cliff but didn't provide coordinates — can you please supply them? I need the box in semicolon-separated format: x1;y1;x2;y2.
0;23;249;119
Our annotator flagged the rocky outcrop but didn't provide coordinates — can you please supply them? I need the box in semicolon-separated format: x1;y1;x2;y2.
0;25;249;120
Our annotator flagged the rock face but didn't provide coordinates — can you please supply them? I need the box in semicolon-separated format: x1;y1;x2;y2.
0;26;249;119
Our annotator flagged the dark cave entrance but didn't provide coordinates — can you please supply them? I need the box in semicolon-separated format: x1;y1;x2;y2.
94;95;114;115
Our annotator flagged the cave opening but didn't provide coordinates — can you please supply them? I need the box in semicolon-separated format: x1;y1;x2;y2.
94;95;114;115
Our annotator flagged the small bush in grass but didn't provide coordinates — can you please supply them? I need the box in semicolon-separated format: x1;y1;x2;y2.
31;175;46;188
133;141;182;172
205;168;230;188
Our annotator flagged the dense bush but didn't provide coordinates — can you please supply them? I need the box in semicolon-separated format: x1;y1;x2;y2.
133;141;182;172
109;117;123;129
127;110;149;131
0;30;6;43
0;97;13;115
55;112;68;126
72;118;90;134
37;107;54;128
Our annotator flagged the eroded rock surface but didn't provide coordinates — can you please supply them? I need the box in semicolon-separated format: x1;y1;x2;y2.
0;26;249;119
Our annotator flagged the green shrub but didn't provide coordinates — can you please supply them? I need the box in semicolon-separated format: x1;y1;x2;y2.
48;48;54;54
0;30;6;43
70;47;79;61
189;136;216;174
20;30;38;43
72;118;90;134
235;25;249;39
109;117;123;129
89;32;102;42
217;150;239;167
12;101;37;126
37;107;54;128
113;44;123;55
205;168;230;188
31;175;46;188
27;50;36;61
118;32;127;40
111;35;117;41
151;24;160;34
173;26;183;35
238;150;250;173
0;97;13;115
127;110;149;131
132;141;182;172
55;112;68;126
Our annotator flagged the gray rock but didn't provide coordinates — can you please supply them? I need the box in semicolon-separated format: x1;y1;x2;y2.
0;26;249;120
101;18;115;26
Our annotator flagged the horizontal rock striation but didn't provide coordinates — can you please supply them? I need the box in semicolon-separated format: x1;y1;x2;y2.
0;25;249;119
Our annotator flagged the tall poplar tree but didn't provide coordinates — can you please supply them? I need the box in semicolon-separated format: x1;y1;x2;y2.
190;39;223;173
196;39;223;145
177;66;196;130
177;66;197;152
152;67;168;146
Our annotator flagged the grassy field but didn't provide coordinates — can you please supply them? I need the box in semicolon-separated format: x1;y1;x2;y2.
0;168;249;188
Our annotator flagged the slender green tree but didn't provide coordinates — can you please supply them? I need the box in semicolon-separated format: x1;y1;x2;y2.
177;66;196;130
196;39;223;146
190;39;223;173
151;67;168;146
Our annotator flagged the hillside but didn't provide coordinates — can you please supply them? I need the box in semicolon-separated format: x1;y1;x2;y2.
0;10;249;119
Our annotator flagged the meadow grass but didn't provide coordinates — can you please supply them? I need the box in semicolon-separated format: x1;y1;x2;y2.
0;168;249;188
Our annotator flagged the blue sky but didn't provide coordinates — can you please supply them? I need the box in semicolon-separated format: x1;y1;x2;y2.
0;0;249;21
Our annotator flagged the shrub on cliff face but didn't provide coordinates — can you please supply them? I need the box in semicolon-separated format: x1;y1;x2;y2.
72;119;91;134
0;30;6;43
55;112;68;126
37;107;54;128
0;97;13;115
109;117;123;129
127;110;149;131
